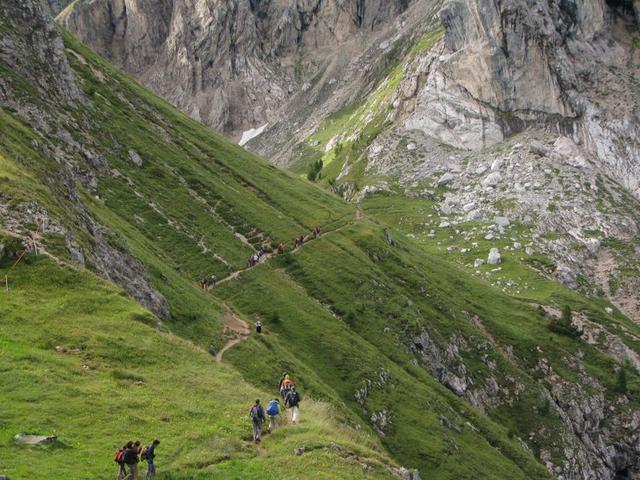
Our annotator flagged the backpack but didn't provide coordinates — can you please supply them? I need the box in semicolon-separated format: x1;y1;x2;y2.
114;449;125;464
141;446;149;461
266;400;279;416
250;405;262;420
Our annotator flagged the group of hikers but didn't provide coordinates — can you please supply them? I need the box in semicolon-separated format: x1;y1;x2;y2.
199;274;218;289
247;248;267;268
198;226;323;289
249;372;302;444
293;226;321;249
114;439;160;480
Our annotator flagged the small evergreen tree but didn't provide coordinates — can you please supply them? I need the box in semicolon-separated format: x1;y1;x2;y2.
616;367;628;394
307;159;323;181
549;305;581;338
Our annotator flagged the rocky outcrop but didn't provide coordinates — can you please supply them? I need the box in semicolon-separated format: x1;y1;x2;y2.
60;0;415;138
400;0;640;198
0;0;170;320
0;0;81;105
48;0;72;15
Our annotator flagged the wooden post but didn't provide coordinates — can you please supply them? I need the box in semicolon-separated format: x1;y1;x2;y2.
4;275;8;292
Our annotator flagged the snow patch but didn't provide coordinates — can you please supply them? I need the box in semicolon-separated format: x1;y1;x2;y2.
239;123;268;146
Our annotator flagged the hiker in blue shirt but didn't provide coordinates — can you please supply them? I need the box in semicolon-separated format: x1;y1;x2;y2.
142;439;160;480
266;398;281;433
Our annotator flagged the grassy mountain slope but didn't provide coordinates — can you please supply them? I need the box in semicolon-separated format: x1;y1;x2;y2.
1;12;639;480
0;251;398;479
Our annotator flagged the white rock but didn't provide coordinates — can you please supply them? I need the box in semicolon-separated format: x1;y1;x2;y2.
325;134;343;153
487;248;502;265
474;259;485;268
440;203;452;215
482;172;502;187
369;143;384;158
513;242;522;250
556;265;578;289
553;136;587;168
525;246;534;255
462;202;476;213
484;233;495;241
466;209;482;221
407;142;417;151
494;216;510;227
585;238;601;255
475;165;488;175
605;307;614;315
439;221;451;228
491;158;503;171
128;149;144;167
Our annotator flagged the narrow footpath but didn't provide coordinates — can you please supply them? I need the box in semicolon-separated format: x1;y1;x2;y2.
216;307;251;362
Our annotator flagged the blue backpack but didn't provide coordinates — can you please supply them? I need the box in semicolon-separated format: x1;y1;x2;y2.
266;400;279;416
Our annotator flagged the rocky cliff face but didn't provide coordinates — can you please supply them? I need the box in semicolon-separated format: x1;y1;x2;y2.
402;0;640;197
60;0;415;138
0;0;81;105
0;0;170;319
48;0;72;15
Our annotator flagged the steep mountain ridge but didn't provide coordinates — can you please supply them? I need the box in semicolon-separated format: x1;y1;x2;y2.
59;0;417;138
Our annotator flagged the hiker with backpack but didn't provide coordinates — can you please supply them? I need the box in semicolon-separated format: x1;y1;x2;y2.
279;374;294;400
115;441;132;480
277;243;284;254
122;440;142;479
285;386;301;424
255;319;263;334
277;372;288;390
266;398;281;433
141;439;160;480
249;399;266;444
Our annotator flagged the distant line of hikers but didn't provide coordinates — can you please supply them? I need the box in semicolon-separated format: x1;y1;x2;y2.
114;439;160;480
198;226;322;288
249;372;302;444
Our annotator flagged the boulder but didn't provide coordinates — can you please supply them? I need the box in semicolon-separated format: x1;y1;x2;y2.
128;149;144;167
14;434;57;445
437;172;455;187
556;265;578;289
494;216;510;227
585;238;601;256
475;165;488;175
553;137;587;168
529;140;551;157
487;248;501;265
482;172;502;187
462;202;476;213
474;258;485;268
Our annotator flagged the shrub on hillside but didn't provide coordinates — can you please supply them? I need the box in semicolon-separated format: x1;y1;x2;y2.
616;367;628;394
548;305;582;338
307;160;323;181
